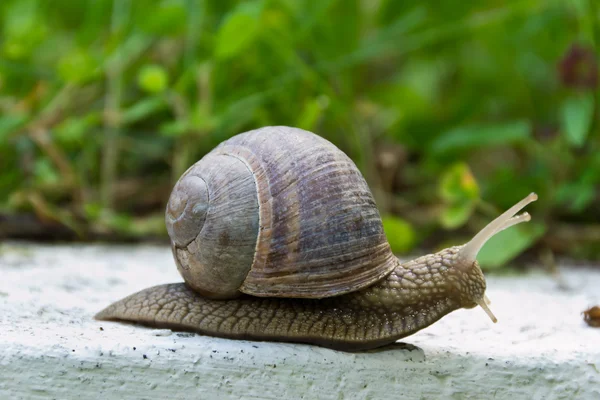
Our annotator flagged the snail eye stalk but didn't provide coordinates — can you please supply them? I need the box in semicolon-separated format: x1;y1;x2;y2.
458;193;538;323
458;192;537;267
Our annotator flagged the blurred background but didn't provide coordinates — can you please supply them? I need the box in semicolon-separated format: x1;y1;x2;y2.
0;0;598;271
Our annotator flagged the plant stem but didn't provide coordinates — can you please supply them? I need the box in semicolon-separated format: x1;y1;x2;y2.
101;0;130;212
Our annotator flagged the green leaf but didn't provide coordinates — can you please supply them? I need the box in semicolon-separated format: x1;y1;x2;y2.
438;163;480;228
122;97;168;125
160;120;190;137
190;108;217;132
477;222;545;269
558;183;594;212
138;1;187;36
560;93;594;148
440;201;476;229
430;120;531;155
33;158;60;185
83;202;102;220
439;162;479;202
555;153;600;212
382;216;416;254
0;115;28;141
137;65;169;94
296;95;330;131
2;0;48;59
57;49;99;84
55;114;100;147
215;1;263;60
217;93;265;133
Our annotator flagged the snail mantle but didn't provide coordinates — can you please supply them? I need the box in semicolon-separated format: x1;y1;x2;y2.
1;242;599;400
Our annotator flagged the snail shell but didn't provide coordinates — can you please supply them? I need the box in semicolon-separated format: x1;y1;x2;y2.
165;126;397;299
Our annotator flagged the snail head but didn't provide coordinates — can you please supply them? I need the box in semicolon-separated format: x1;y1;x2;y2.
447;192;538;323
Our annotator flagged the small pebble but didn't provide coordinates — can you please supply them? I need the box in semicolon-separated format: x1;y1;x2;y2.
583;306;600;327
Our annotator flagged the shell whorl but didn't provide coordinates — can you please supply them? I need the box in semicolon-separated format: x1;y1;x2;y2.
165;175;209;247
167;153;260;299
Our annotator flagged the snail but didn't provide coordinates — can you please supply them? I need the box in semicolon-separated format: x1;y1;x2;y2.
96;126;537;351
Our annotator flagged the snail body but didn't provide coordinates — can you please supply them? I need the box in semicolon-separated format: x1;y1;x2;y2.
96;126;537;351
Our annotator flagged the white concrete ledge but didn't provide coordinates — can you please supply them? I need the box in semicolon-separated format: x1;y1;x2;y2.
1;242;599;399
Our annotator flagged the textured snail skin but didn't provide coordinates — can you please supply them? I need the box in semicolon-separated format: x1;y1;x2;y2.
96;247;483;351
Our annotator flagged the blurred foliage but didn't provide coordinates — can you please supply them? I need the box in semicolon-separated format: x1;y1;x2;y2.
0;0;599;269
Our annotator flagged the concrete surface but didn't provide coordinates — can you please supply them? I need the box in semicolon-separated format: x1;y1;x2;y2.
0;242;598;400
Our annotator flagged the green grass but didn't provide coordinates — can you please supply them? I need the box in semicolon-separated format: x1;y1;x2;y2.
0;0;599;268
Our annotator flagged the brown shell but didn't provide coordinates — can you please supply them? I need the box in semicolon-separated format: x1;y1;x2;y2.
166;126;397;299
